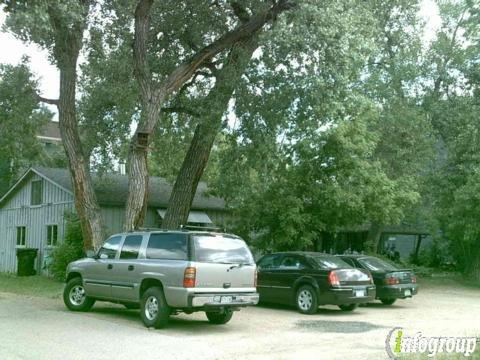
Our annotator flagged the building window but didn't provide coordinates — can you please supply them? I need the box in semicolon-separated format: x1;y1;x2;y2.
31;180;43;206
16;227;26;246
47;225;58;247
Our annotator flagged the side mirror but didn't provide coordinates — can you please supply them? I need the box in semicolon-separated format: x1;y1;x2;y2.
99;253;109;260
86;250;96;259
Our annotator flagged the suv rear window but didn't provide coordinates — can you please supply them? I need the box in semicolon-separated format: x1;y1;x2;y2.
193;235;254;265
146;233;188;260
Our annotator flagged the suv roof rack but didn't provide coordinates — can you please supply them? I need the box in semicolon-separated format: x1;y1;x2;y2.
180;224;226;232
129;227;179;232
127;226;227;233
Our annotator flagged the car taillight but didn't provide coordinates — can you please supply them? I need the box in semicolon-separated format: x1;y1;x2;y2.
183;267;196;288
384;276;400;285
328;270;340;286
411;275;417;283
254;269;258;288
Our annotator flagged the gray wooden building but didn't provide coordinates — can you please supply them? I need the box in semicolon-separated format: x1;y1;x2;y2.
0;167;228;274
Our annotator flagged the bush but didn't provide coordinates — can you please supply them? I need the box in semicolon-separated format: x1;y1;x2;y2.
48;212;84;281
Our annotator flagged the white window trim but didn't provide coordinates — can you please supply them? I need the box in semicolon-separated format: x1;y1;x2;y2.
15;226;27;247
46;224;59;247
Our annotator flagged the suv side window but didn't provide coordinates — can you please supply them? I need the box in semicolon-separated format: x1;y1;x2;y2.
98;236;122;259
146;233;188;260
257;254;282;270
120;235;143;260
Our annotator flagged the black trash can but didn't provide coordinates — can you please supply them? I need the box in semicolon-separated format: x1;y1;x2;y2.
16;248;38;276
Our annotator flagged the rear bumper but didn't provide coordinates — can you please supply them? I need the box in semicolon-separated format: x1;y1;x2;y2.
376;284;419;299
320;286;376;305
189;292;259;308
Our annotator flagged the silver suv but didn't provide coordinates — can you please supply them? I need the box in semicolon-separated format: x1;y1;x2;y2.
63;230;259;328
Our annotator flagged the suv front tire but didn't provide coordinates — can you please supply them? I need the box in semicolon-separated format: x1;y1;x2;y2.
63;277;95;312
140;287;170;329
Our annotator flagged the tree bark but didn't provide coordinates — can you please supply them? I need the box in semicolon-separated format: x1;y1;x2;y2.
48;1;105;250
161;37;258;229
365;222;384;254
125;0;296;231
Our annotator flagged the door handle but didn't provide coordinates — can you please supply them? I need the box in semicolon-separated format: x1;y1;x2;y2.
128;265;134;271
107;264;113;270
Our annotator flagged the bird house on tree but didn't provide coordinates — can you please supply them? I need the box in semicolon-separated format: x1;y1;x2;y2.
136;132;149;149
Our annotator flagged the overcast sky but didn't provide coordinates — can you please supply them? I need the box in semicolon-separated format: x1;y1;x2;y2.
0;1;441;119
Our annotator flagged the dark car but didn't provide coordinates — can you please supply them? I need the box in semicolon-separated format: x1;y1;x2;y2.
338;255;418;305
256;252;376;314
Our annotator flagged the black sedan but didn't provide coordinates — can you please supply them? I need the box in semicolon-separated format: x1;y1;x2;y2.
256;252;376;314
338;255;418;305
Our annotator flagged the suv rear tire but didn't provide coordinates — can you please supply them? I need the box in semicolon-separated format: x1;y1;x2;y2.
296;285;318;314
63;277;95;312
206;309;234;324
140;287;170;329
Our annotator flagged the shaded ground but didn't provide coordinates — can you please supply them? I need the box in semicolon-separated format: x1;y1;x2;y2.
0;276;478;359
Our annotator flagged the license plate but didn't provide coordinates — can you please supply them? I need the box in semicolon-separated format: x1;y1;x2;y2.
355;290;365;297
220;296;233;304
404;289;412;296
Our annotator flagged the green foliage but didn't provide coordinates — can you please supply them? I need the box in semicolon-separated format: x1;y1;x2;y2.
0;59;53;195
48;213;84;281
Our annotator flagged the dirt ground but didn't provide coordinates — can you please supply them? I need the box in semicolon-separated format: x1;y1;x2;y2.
0;277;479;360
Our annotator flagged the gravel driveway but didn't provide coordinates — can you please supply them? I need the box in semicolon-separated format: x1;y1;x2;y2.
0;278;478;360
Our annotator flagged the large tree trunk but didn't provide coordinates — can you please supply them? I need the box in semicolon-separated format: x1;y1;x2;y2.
162;38;258;230
124;0;297;231
49;1;105;250
58;63;104;250
365;222;384;254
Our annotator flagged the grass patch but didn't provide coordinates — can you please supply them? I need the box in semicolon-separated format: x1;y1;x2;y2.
0;273;63;298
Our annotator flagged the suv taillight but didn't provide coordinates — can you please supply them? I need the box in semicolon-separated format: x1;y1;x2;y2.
254;269;258;288
411;275;417;283
183;267;196;288
328;270;340;286
384;276;400;285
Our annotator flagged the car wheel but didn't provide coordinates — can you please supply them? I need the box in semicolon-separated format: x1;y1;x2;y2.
140;287;170;329
63;277;95;312
380;298;397;305
296;285;318;314
338;304;358;311
206;309;234;324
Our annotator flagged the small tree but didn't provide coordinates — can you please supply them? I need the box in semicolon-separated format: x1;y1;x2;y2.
49;212;84;281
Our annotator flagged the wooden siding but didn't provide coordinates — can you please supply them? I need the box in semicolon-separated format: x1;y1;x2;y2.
0;174;74;273
101;206;158;235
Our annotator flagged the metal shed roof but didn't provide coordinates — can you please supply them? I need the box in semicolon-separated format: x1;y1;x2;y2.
0;167;226;211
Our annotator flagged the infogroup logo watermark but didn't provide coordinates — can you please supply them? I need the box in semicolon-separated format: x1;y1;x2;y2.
385;327;478;359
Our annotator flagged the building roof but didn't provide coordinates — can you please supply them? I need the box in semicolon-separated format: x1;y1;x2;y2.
0;167;226;211
37;122;61;141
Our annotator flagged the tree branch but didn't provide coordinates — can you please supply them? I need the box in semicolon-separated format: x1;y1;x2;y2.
133;0;154;100
36;94;59;106
160;0;297;96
